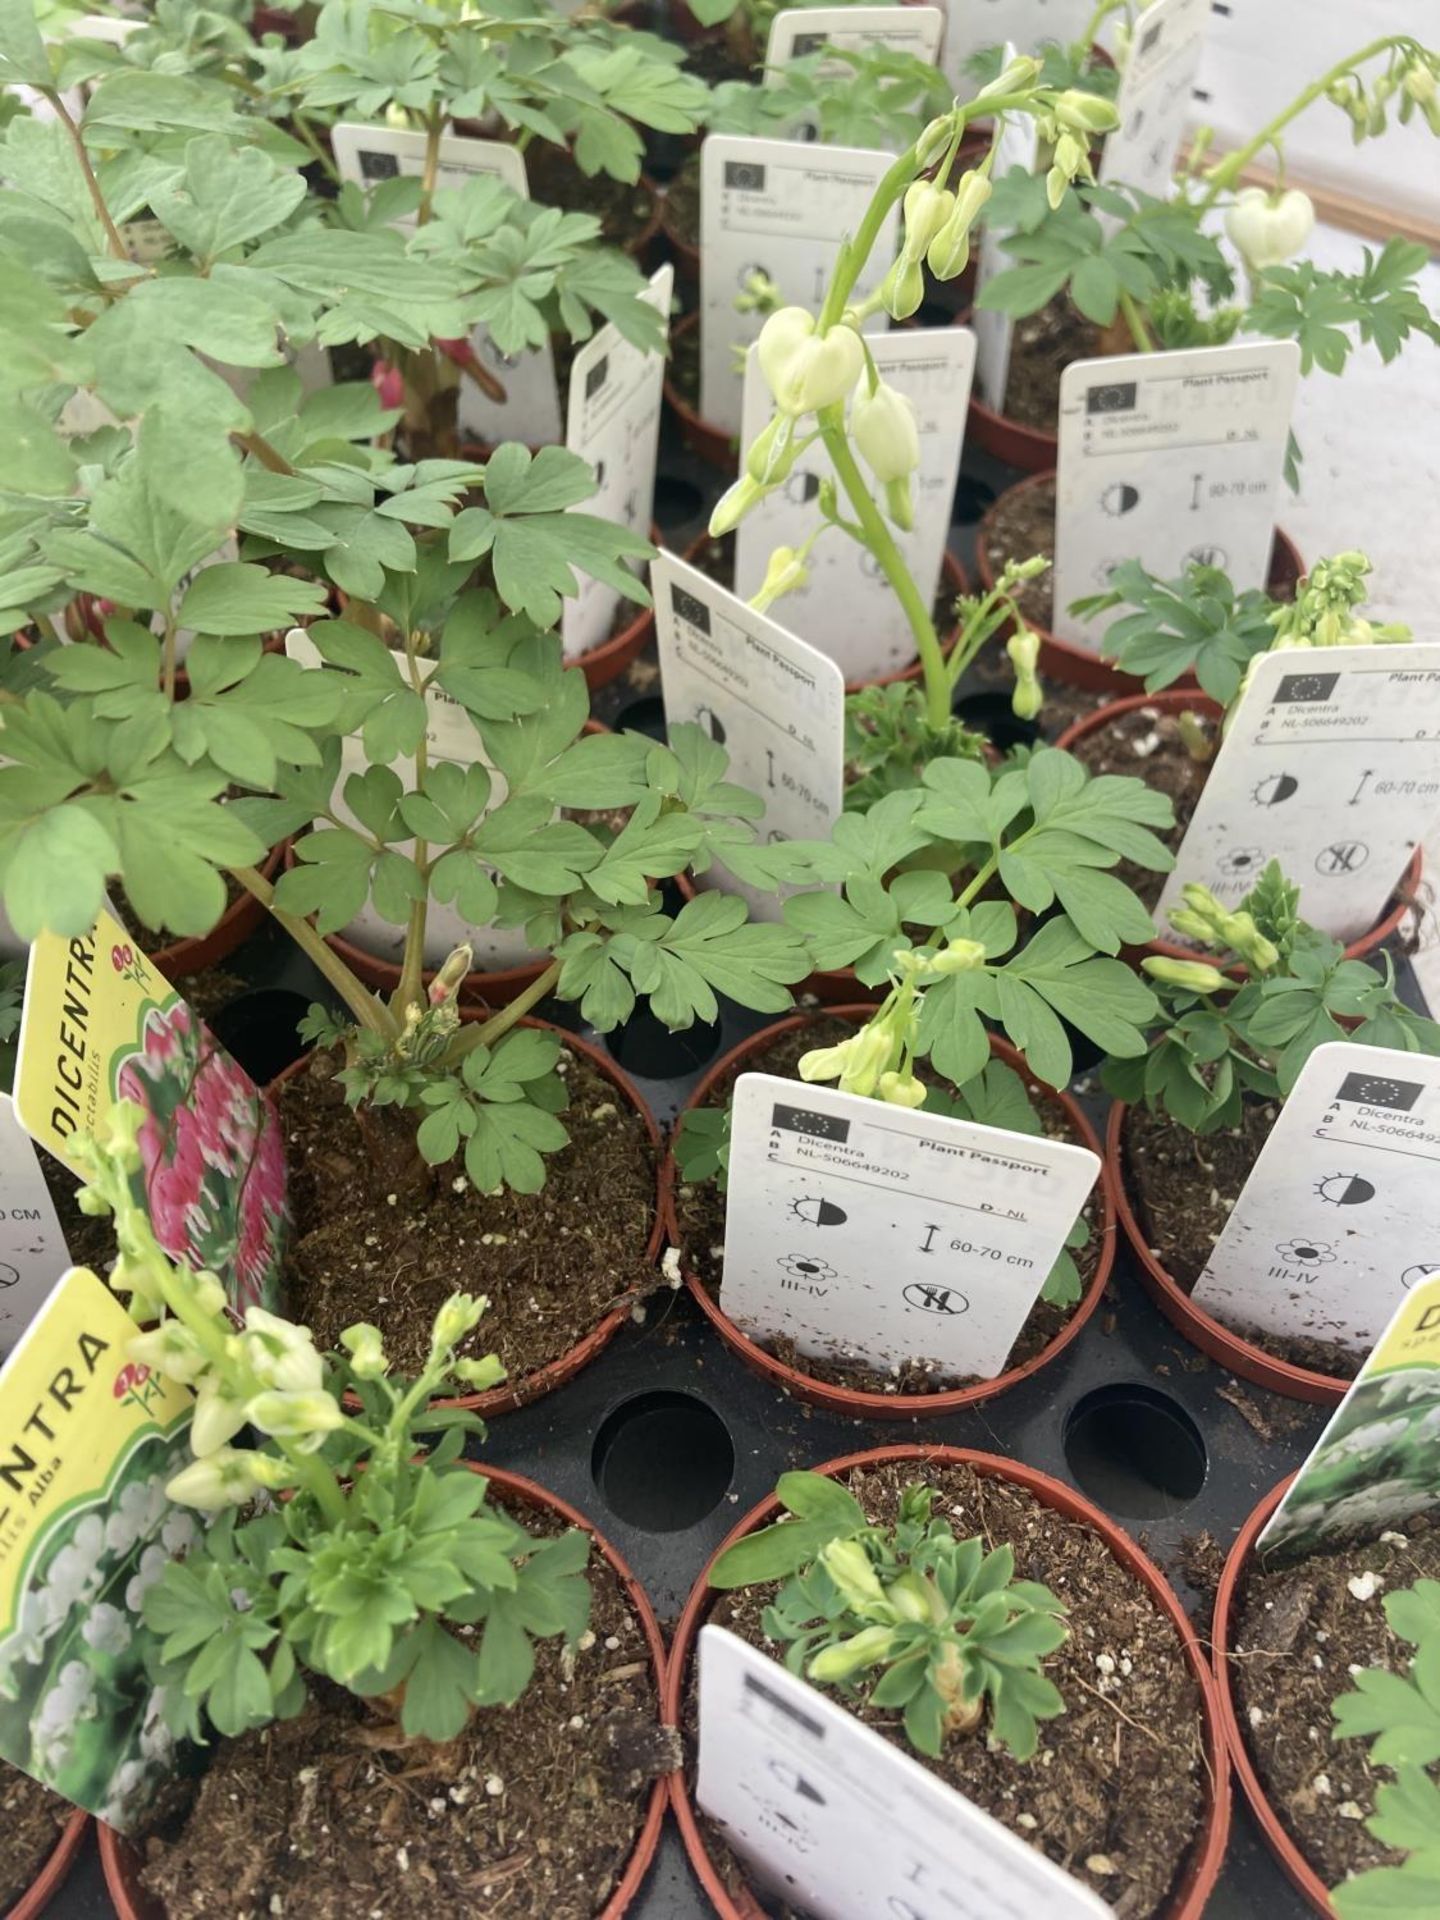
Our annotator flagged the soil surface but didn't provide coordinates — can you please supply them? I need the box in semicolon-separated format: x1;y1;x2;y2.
1231;1517;1440;1893
279;1043;658;1385
994;299;1104;434
41;1149;121;1272
136;1495;665;1920
1066;699;1215;909
1121;1100;1365;1379
674;1017;1104;1395
1;1763;70;1913
687;1458;1210;1919
523;143;657;253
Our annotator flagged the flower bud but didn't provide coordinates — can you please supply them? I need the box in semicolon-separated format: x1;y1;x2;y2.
129;1321;208;1386
429;944;473;1007
1007;625;1042;720
245;1388;345;1448
901;180;953;261
1140;957;1227;994
1053;130;1085;178
880;255;925;321
340;1322;387;1380
821;1540;888;1611
878;1070;927;1109
931;937;987;975
1404;60;1437;106
76;1189;112;1217
454;1353;507;1391
745;410;799;487
709;473;768;538
914;113;956;169
750;545;809;614
1045;163;1068;210
837;1023;895;1098
809;1625;899;1682
798;1041;851;1084
757;308;864;415
191;1378;248;1457
167;1447;266;1513
1220;912;1280;975
975;53;1041;102
104;1100;146;1174
190;1270;228;1318
242;1307;323;1395
851;380;920;485
1224;187;1315;273
248;1454;300;1492
432;1290;488;1353
926;171;991;281
1052;88;1120;134
882;477;915;532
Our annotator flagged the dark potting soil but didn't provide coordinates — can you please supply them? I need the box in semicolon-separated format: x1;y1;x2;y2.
663;152;700;252
680;31;751;87
1122;1101;1365;1379
668;317;706;412
1066;699;1214;909
0;1762;70;1912
135;1495;666;1920
41;1149;121;1272
982;473;1062;631
278;1044;657;1384
673;1018;1103;1394
523;144;657;253
997;300;1104;434
687;1459;1210;1919
1231;1516;1440;1892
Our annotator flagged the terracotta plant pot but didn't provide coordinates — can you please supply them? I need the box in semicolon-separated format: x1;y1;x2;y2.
100;1464;668;1920
1055;688;1421;966
1212;1474;1337;1916
8;1810;88;1920
975;471;1307;696
270;1016;664;1416
662;1009;1116;1418
143;839;288;986
665;1441;1231;1919
663;312;736;471
1106;1102;1349;1405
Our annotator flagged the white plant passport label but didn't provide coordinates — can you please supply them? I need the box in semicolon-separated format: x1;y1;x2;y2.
562;264;673;661
1193;1042;1440;1357
734;325;976;681
1052;339;1300;652
1098;0;1211;205
971;44;1040;415
700;137;898;437
1155;643;1440;944
721;1073;1099;1378
697;1626;1114;1920
765;6;944;140
652;556;844;924
331;124;563;449
1257;1273;1440;1566
0;1094;69;1361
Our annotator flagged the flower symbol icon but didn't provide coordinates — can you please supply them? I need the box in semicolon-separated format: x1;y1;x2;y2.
1275;1239;1336;1266
778;1253;837;1282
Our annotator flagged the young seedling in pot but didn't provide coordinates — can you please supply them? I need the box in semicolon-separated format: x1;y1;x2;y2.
707;1471;1069;1759
976;35;1440;483
706;56;1121;764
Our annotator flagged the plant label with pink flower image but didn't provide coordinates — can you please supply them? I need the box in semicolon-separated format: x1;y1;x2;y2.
12;911;287;1314
0;1094;71;1361
0;1266;195;1830
697;1625;1113;1920
1257;1272;1440;1567
721;1072;1099;1378
329;123;564;448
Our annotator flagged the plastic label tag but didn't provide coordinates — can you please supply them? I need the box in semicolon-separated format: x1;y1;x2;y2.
1258;1272;1440;1566
562;265;673;661
936;2;1094;92
1098;0;1211;207
0;1093;70;1361
1154;643;1440;944
765;6;943;141
1193;1041;1440;1357
721;1072;1098;1377
700;136;898;437
13;916;287;1314
697;1625;1114;1919
971;47;1040;415
734;325;976;681
1052;339;1300;653
652;556;844;924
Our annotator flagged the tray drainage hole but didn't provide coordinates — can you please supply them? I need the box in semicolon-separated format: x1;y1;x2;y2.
1063;1384;1207;1520
592;1391;734;1531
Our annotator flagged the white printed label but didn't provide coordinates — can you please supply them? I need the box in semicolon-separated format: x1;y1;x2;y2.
562;265;672;662
700;136;898;437
971;51;1040;415
651;555;844;924
1155;643;1440;944
284;629;538;973
733;325;975;681
697;1626;1114;1920
1052;339;1300;652
721;1072;1099;1378
1193;1042;1440;1353
937;0;1096;92
1098;0;1211;206
330;125;562;449
0;1095;69;1361
765;7;943;141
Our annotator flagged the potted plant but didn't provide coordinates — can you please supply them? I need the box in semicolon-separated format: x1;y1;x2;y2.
1104;862;1440;1400
0;1780;86;1920
1056;550;1423;964
970;34;1440;472
666;1445;1231;1918
1216;1470;1440;1915
62;1109;672;1920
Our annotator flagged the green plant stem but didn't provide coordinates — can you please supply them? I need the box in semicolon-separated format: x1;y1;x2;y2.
817;407;950;729
231;863;397;1039
1118;289;1154;352
450;958;563;1057
1072;0;1128;61
233;429;298;476
43;89;128;261
417;108;444;226
955;854;999;909
292;110;342;185
1198;37;1417;204
391;635;431;1019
